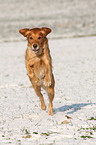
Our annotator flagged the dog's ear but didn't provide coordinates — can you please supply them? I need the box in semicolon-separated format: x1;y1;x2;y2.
41;27;51;36
19;28;30;37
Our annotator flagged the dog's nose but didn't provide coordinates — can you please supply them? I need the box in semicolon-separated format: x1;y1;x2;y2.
33;44;37;49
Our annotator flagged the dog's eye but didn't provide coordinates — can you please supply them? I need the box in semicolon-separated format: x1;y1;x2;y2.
30;37;33;39
38;36;41;39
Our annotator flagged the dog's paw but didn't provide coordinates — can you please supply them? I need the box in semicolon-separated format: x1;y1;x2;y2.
44;77;51;87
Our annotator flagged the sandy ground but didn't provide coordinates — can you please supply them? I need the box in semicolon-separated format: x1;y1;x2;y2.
0;0;96;42
0;36;96;145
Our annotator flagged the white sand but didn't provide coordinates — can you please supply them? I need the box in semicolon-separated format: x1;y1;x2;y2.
0;0;96;42
0;37;96;144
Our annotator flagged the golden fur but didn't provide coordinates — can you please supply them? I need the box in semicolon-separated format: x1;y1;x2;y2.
19;27;55;115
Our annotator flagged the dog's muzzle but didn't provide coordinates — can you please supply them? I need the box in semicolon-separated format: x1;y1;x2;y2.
32;44;40;53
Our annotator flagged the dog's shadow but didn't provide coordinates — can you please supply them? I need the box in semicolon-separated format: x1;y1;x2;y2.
53;103;92;114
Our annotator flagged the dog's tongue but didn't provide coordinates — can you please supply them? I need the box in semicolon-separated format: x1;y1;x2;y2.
33;49;39;53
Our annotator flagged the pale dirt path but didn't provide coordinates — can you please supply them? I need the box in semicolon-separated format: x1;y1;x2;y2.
0;0;96;42
0;36;96;144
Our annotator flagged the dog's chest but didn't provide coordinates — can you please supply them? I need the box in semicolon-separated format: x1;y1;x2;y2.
33;59;45;79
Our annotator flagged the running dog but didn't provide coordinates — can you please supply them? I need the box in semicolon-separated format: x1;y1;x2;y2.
19;27;55;115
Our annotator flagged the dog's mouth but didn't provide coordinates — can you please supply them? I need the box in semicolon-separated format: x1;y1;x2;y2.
32;44;40;53
31;44;43;55
32;48;40;53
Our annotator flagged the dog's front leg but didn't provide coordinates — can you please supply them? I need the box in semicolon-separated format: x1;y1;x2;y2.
44;61;52;87
26;63;41;86
28;73;41;86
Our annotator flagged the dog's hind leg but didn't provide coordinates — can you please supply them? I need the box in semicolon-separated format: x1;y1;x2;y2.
32;83;46;110
47;86;54;115
47;75;55;115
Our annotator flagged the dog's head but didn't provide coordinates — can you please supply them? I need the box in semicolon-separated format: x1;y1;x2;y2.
19;27;51;55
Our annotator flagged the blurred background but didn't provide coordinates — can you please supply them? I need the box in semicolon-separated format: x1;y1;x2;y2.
0;0;96;42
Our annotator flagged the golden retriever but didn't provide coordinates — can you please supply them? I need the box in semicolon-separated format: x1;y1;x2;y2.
19;27;55;115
